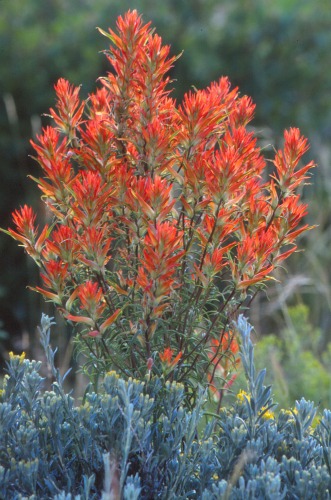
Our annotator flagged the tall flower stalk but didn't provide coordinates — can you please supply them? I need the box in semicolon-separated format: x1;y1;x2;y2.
5;10;314;399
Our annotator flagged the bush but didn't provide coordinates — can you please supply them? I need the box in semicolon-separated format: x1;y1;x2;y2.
2;0;329;360
1;314;331;499
4;10;314;404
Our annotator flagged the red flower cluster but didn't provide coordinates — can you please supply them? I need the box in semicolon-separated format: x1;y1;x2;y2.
7;10;314;394
207;331;240;402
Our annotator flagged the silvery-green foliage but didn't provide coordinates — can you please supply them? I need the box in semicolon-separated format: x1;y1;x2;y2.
1;314;331;499
122;473;141;500
201;316;331;499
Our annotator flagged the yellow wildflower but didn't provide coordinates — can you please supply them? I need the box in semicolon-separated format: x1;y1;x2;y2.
260;406;275;420
9;351;26;363
311;416;321;430
280;408;296;421
280;409;292;417
237;390;251;403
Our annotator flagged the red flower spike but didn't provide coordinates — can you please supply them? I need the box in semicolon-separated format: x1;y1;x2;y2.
9;206;37;247
78;226;112;270
159;347;182;368
100;309;122;334
208;331;239;360
8;205;48;262
32;259;69;304
230;95;256;128
30;127;75;206
137;222;184;303
207;330;240;400
127;175;175;224
49;78;85;138
88;88;111;119
202;243;236;277
77;281;106;320
40;260;68;290
43;225;78;264
64;313;95;327
71;171;114;227
273;128;315;196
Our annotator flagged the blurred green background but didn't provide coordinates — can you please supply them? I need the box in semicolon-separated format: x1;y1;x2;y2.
1;0;331;407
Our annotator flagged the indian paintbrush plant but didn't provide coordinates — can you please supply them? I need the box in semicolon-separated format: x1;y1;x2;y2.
4;10;314;404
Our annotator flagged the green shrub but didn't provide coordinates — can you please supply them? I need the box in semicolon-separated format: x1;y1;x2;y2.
1;314;331;499
254;304;331;410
